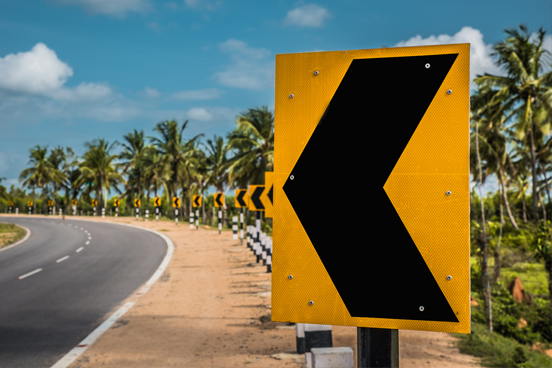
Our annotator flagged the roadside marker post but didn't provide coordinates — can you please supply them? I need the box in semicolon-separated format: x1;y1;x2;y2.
214;193;224;234
134;199;141;220
235;189;248;244
192;195;202;230
16;208;19;215
155;207;159;222
8;201;13;214
195;209;199;229
154;197;161;222
145;209;149;221
232;216;238;239
27;201;33;215
113;199;120;218
173;197;180;225
274;44;470;366
190;212;194;229
92;199;97;216
102;208;105;218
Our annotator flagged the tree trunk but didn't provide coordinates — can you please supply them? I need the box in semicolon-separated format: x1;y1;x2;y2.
498;170;519;229
476;121;492;332
539;191;547;222
530;124;539;225
522;195;527;223
493;185;503;283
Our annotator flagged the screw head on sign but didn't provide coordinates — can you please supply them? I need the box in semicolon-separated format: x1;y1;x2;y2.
419;306;425;312
447;275;452;281
447;89;452;95
425;63;430;69
290;175;295;180
309;300;314;306
288;275;293;280
314;70;319;76
446;191;451;196
289;94;294;99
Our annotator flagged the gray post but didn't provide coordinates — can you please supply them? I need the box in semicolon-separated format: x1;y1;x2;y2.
357;328;399;368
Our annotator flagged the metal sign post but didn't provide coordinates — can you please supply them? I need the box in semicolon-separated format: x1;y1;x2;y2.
357;328;399;368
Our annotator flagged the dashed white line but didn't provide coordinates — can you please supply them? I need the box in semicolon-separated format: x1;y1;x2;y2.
76;247;84;253
18;268;42;280
85;241;90;245
56;256;70;263
88;237;91;240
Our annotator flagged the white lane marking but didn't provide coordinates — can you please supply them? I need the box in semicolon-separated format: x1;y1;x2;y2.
18;268;42;280
88;237;91;240
76;247;84;253
80;228;84;230
51;220;174;368
56;256;70;263
85;241;90;245
50;302;135;368
0;223;31;253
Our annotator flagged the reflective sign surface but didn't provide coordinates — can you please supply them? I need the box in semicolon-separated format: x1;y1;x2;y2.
273;44;470;333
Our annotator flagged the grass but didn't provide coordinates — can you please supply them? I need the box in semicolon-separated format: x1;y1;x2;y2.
455;322;552;367
0;223;25;249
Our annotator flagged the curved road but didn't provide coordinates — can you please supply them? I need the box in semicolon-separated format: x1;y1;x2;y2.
0;216;167;368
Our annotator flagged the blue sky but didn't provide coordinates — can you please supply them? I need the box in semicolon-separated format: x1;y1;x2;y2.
1;0;551;195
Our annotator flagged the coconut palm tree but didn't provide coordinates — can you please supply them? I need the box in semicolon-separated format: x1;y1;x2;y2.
227;106;274;187
474;25;552;225
79;139;124;208
119;130;148;214
142;146;171;212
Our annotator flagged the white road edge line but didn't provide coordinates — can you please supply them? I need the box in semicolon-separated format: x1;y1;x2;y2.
56;256;70;263
18;268;42;280
0;223;31;254
76;247;84;253
51;220;174;368
85;241;90;245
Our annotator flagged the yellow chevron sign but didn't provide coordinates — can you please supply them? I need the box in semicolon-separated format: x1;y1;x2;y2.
48;200;54;207
172;197;180;208
235;189;248;208
114;199;120;207
27;201;33;207
262;172;274;218
134;199;141;207
72;199;77;206
154;197;161;207
91;199;98;207
248;185;265;211
214;193;224;207
193;195;202;207
272;44;470;334
9;201;14;207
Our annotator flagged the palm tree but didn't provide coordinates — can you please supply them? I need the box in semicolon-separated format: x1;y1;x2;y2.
142;147;171;212
19;145;65;214
0;178;9;201
474;25;552;225
119;130;147;214
150;120;202;207
79;139;124;208
227;106;274;187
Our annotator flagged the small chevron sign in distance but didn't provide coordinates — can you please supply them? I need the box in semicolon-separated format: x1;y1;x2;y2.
48;200;54;207
91;199;98;207
72;199;77;206
113;199;120;207
214;193;224;207
273;44;470;334
27;201;33;207
154;197;161;207
235;189;248;208
262;172;274;218
248;185;265;211
9;201;14;207
134;199;141;207
173;197;181;208
193;195;202;207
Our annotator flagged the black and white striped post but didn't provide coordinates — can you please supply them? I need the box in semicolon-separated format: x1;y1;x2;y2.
246;226;252;249
261;233;267;265
232;216;238;239
145;209;149;221
266;237;272;273
101;208;105;218
195;209;199;230
155;207;159;222
218;208;222;234
296;323;333;354
240;208;244;244
174;209;178;225
190;211;194;229
93;207;96;216
255;211;261;261
136;207;140;220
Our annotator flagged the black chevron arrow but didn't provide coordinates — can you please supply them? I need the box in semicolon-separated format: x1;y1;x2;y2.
194;196;201;207
154;198;160;207
173;198;180;207
215;194;223;207
237;190;247;207
251;187;264;210
283;54;459;322
267;185;273;204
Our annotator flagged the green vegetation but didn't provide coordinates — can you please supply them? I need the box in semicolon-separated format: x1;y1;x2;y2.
0;223;25;248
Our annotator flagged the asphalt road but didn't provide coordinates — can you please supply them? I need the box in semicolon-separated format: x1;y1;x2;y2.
0;216;167;368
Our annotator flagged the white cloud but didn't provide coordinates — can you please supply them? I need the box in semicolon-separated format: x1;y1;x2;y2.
0;43;112;102
183;0;221;11
172;88;224;100
284;4;332;28
395;27;502;88
186;107;212;121
143;87;160;98
214;39;274;90
55;0;152;17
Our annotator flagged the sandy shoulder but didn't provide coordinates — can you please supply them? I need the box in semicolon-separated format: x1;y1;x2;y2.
24;215;481;368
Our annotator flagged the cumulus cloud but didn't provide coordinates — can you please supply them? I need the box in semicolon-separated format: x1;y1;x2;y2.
213;39;274;90
172;88;224;100
143;87;160;98
0;43;111;101
284;4;332;28
55;0;152;17
395;27;502;87
183;0;221;11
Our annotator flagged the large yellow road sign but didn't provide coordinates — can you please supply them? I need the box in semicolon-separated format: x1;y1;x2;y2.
173;197;181;208
214;193;224;207
114;199;120;207
193;195;202;207
248;185;265;211
235;189;248;208
262;172;274;218
91;199;98;207
273;44;470;333
154;197;161;207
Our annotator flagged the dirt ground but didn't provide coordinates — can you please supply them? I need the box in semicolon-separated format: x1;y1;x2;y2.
30;215;482;368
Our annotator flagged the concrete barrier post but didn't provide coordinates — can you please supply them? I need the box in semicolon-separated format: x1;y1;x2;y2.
195;209;199;229
232;216;238;239
145;209;149;221
190;212;194;229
